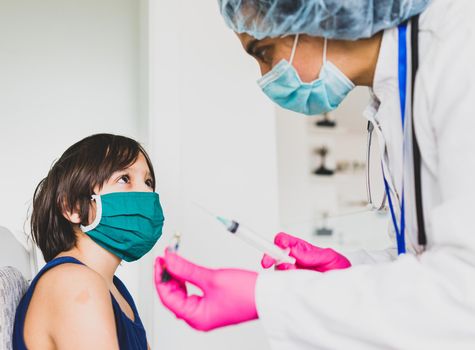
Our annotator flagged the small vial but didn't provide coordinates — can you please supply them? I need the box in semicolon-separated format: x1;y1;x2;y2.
161;232;181;282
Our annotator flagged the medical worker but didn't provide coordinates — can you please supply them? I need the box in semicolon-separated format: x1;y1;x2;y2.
155;0;475;348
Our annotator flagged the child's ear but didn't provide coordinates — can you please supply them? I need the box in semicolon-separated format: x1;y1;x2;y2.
61;200;82;224
62;209;81;224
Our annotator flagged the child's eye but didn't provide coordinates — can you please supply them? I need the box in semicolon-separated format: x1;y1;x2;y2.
118;175;130;184
145;178;154;188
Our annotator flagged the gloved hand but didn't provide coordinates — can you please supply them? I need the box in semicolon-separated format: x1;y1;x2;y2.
261;232;351;272
154;250;258;331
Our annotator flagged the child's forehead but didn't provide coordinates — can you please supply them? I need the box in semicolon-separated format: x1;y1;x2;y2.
122;153;152;174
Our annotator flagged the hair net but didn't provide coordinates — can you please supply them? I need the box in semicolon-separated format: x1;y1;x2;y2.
218;0;430;40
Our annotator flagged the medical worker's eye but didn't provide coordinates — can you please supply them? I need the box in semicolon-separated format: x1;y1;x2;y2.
117;174;130;184
253;45;274;65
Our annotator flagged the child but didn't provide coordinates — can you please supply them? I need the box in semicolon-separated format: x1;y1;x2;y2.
13;134;163;349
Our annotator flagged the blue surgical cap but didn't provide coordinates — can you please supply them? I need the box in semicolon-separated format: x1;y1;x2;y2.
218;0;430;40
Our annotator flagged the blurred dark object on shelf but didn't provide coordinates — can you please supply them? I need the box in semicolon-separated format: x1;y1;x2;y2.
316;113;336;128
314;146;334;176
314;212;333;236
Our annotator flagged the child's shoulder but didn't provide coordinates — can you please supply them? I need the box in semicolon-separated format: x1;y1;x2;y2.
24;261;119;348
33;260;111;312
41;260;105;288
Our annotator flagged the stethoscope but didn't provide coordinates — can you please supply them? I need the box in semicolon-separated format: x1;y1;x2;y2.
365;120;387;212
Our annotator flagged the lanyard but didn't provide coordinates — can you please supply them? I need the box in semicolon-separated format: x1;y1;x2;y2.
383;22;408;255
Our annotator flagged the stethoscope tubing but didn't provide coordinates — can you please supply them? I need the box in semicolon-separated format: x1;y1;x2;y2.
366;121;387;212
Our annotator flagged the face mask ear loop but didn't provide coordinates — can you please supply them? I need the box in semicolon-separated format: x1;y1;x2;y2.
80;194;102;233
289;34;299;65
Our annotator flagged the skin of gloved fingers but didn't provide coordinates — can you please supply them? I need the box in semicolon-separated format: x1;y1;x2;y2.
154;252;259;331
261;232;351;272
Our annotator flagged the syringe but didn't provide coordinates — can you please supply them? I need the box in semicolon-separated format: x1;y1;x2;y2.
216;216;296;265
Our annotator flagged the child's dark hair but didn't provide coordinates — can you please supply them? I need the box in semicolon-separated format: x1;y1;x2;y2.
31;133;156;262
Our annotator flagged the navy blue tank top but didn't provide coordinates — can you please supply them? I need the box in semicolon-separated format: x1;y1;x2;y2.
12;256;148;349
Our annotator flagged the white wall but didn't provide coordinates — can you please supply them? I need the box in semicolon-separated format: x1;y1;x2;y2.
0;0;152;329
149;1;278;349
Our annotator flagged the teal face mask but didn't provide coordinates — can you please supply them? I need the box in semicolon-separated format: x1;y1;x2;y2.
80;192;164;262
257;35;355;116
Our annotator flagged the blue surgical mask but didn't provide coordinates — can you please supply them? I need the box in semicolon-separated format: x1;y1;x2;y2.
257;35;355;116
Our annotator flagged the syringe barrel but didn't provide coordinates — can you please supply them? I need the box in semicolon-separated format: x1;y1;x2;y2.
233;224;296;265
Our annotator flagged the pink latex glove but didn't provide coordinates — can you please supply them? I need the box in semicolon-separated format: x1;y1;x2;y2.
154;250;258;331
261;232;351;272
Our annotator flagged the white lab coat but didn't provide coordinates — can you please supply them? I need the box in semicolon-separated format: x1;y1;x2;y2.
255;0;475;348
